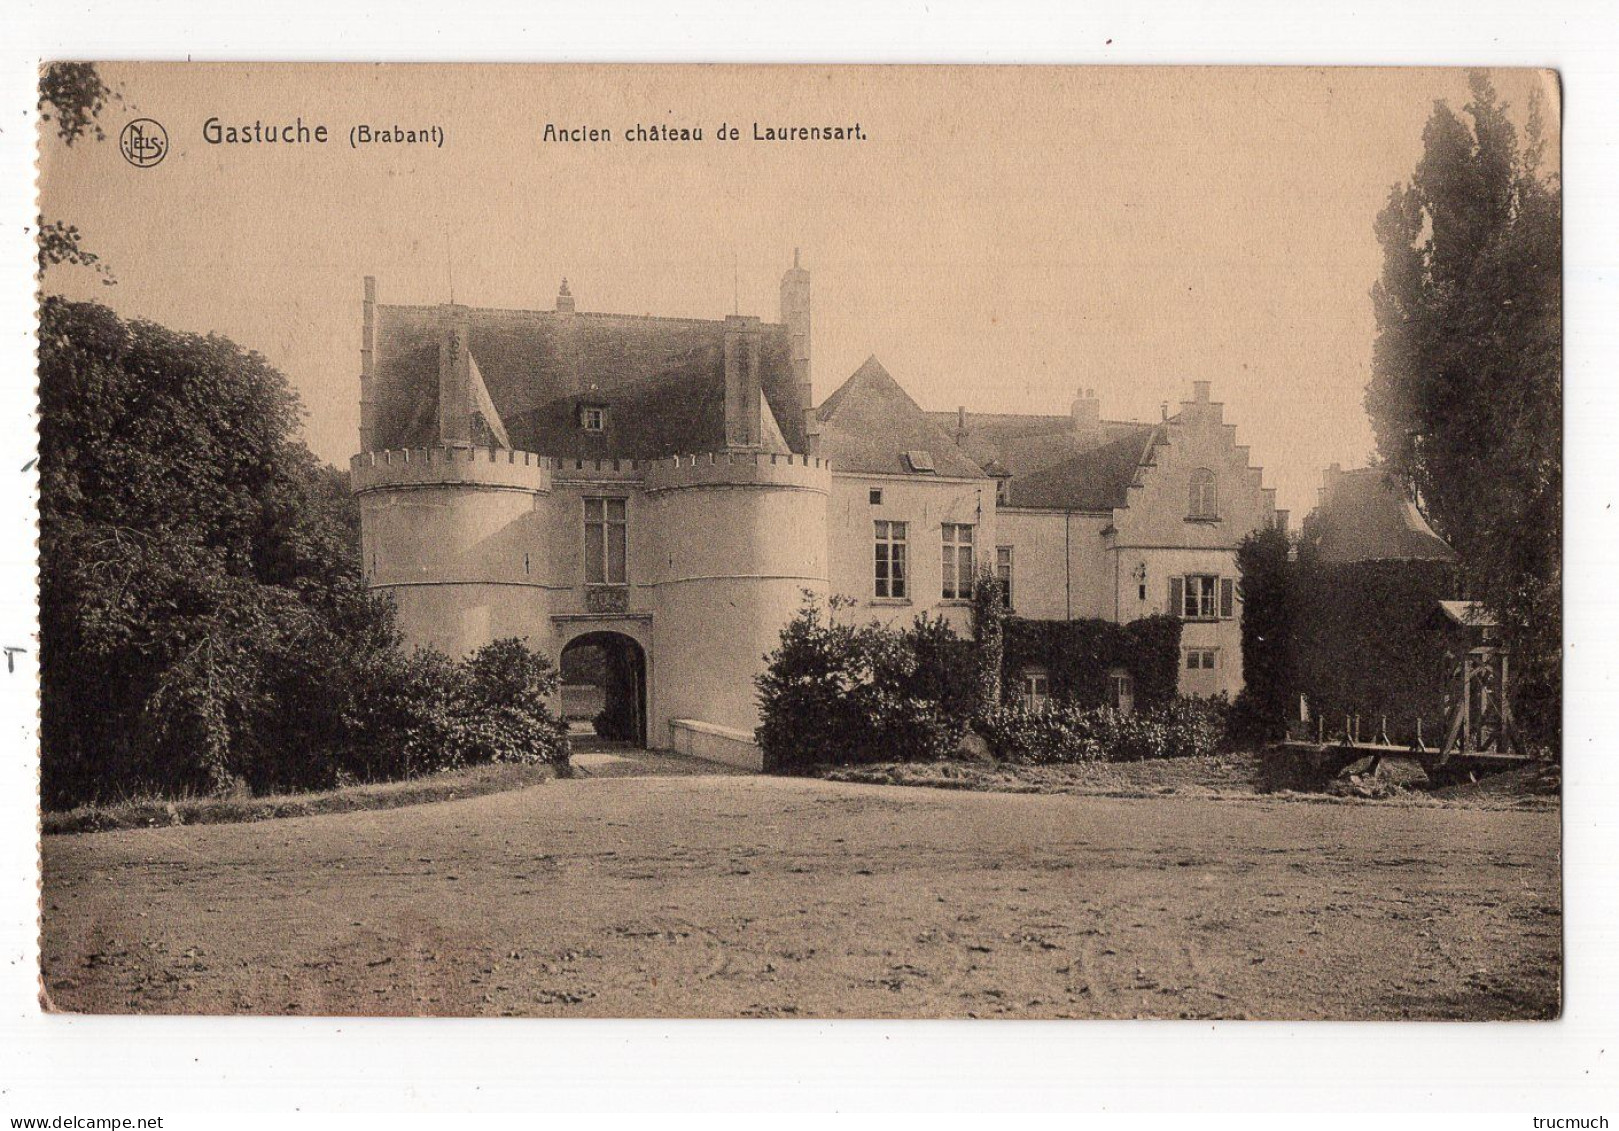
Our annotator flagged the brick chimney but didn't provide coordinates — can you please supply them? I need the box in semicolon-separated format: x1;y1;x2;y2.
437;306;473;447
955;405;969;446
1181;380;1222;425
1070;387;1102;444
723;314;763;449
779;249;817;454
556;277;575;313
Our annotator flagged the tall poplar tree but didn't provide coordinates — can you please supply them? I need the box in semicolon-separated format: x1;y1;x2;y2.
1365;72;1561;746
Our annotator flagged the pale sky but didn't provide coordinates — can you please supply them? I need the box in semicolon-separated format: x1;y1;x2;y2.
39;64;1555;518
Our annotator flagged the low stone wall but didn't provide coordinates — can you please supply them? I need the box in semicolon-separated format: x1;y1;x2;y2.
668;718;763;772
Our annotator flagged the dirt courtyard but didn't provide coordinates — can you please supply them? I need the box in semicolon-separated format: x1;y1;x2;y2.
40;772;1561;1019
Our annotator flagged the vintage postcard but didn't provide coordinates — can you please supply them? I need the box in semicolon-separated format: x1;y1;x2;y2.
35;64;1561;1019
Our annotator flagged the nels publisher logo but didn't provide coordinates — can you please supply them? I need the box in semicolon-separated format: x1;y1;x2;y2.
119;118;168;168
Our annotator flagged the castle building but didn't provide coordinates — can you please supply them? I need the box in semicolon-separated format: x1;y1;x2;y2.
352;255;1279;768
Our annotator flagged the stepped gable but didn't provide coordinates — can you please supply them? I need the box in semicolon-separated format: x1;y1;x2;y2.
1308;466;1456;563
369;301;801;457
815;357;988;479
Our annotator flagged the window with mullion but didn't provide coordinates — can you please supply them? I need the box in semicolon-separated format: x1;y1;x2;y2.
942;523;975;600
584;497;628;584
1182;573;1218;619
875;520;908;599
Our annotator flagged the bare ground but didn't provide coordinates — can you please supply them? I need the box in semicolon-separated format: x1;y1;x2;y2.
39;772;1561;1019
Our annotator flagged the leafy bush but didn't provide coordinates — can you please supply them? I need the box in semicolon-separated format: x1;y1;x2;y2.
755;597;971;773
977;696;1227;764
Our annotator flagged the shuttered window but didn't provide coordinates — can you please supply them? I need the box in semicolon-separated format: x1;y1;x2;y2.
1171;574;1234;620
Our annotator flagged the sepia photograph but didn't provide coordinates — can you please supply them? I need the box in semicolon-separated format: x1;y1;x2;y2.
32;63;1562;1023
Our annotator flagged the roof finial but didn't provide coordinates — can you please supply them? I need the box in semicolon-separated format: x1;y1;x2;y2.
556;277;575;313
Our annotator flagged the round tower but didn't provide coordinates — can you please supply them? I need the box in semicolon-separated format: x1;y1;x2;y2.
643;450;831;758
351;446;556;658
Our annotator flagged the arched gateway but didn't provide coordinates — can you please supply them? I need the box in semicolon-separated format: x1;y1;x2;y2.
560;631;648;747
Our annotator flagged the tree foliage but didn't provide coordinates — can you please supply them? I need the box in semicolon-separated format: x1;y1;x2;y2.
38;63;120;282
1231;523;1298;742
40;299;565;807
1365;72;1561;746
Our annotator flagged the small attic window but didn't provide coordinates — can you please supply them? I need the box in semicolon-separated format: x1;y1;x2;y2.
579;405;607;433
903;450;936;474
869;488;884;506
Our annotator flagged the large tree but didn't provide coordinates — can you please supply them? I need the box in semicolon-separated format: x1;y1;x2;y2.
1365;72;1561;747
38;298;386;804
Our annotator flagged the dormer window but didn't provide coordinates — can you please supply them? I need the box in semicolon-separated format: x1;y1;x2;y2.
1189;467;1218;520
579;405;607;433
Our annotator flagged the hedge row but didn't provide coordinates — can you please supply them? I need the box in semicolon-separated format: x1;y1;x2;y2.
1233;525;1459;746
756;588;1202;772
1001;613;1182;710
976;697;1227;764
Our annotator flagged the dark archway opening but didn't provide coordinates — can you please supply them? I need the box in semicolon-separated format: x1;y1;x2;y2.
560;631;647;747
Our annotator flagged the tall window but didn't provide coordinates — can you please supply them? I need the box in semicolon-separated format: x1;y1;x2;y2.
584;497;627;584
942;523;975;600
1189;468;1218;519
995;545;1014;609
875;520;908;599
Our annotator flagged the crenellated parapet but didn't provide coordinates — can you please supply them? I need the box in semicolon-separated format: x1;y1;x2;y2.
551;457;650;484
643;449;832;495
350;446;553;494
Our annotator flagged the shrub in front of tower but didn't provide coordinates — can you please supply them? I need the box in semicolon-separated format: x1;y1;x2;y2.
342;638;570;780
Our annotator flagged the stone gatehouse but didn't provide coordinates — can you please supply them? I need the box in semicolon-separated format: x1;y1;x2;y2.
352;254;1281;767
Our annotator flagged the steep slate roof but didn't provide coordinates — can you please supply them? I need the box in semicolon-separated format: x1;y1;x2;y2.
1309;467;1456;563
922;409;1159;511
369;302;801;459
1007;426;1162;510
815;357;988;478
